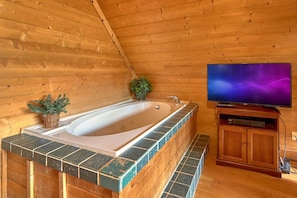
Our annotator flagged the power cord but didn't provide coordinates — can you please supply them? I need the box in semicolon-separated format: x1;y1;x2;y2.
279;117;297;174
279;116;291;174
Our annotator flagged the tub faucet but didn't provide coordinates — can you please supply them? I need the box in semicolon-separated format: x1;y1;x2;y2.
167;95;180;104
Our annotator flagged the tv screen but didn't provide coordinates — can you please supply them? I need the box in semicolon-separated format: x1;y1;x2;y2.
207;63;292;107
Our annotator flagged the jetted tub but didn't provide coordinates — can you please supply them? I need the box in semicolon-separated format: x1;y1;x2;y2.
23;100;185;156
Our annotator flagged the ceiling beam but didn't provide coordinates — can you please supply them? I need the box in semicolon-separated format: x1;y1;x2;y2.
92;0;137;79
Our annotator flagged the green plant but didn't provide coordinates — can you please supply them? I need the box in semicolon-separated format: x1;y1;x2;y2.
129;77;152;100
27;94;70;115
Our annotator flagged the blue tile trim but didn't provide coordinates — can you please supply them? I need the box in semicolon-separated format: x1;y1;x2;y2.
161;134;210;198
63;149;96;177
47;145;80;171
99;157;136;192
34;142;65;165
1;103;199;193
80;153;113;184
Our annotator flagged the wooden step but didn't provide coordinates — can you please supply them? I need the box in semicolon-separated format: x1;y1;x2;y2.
160;134;210;198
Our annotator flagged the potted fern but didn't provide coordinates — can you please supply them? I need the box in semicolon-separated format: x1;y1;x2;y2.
27;94;70;128
129;77;152;100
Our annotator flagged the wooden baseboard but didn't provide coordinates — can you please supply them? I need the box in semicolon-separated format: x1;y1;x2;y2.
216;158;282;178
279;148;297;159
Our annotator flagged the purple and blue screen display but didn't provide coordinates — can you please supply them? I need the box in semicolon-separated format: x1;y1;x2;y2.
207;63;291;107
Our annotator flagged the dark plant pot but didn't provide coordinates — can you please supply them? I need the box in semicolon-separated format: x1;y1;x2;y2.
136;94;147;101
42;114;60;128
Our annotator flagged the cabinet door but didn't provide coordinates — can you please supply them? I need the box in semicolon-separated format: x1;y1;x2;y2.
218;125;247;163
247;128;278;169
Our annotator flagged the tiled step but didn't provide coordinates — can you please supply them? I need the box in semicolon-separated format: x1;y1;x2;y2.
160;134;210;198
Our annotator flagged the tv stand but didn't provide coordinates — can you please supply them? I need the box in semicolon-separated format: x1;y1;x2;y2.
216;104;281;177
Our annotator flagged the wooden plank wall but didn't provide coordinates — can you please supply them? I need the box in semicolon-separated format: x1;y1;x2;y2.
0;2;133;144
0;0;133;192
6;152;27;198
98;0;297;155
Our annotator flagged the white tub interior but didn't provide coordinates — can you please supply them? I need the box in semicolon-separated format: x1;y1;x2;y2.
23;99;185;156
66;101;172;136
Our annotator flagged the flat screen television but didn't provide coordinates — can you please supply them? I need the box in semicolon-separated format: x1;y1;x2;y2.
207;63;292;108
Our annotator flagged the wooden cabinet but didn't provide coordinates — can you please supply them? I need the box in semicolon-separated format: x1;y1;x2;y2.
216;105;281;177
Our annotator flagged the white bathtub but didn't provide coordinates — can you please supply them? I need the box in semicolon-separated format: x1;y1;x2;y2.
23;100;185;156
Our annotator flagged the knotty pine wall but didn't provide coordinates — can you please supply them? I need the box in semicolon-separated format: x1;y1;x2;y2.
0;0;133;135
98;0;297;156
0;0;133;187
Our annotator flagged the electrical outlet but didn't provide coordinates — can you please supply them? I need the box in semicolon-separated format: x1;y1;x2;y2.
292;131;297;141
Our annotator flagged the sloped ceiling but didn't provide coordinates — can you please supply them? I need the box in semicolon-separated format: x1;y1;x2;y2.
96;0;297;138
96;0;297;97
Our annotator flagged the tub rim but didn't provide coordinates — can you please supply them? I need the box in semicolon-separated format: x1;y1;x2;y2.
22;99;187;156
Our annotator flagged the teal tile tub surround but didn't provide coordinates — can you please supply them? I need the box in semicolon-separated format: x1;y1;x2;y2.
161;134;210;198
2;103;199;194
